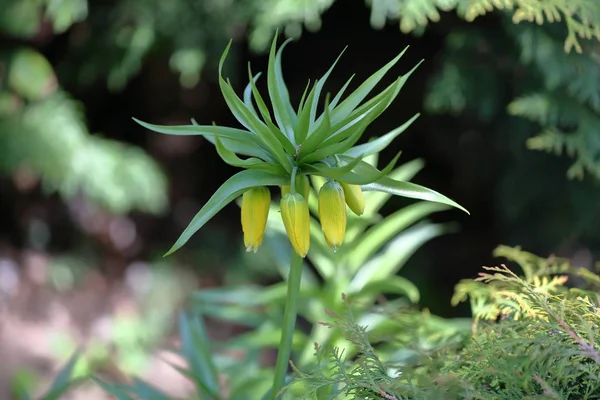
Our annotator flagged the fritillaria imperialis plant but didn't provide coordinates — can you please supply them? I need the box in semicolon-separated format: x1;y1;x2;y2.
135;34;468;398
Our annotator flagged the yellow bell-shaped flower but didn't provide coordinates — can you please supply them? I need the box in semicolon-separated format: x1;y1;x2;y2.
280;175;310;200
280;193;310;258
241;187;271;253
340;181;365;216
318;181;347;251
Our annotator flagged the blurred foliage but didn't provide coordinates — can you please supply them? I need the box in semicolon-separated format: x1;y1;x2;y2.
12;351;83;400
0;90;168;214
42;0;337;90
292;245;600;399
87;247;600;399
422;22;600;252
0;1;168;215
424;16;600;181
50;260;193;377
367;0;600;53
359;0;600;186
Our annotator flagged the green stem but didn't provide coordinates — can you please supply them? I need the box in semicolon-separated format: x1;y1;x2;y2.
290;166;298;193
271;251;303;399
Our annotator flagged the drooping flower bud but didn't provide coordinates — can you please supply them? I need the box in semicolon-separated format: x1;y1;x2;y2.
280;193;310;257
340;182;365;216
241;187;271;253
318;181;347;251
280;175;310;200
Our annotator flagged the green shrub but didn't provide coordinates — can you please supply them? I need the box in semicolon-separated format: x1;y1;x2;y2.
292;246;600;399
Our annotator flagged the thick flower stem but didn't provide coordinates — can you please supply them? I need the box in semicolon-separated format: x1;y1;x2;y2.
271;251;303;399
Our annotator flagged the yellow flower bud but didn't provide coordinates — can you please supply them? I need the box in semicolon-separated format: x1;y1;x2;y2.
318;181;347;251
280;175;310;200
340;182;365;216
280;193;310;258
241;187;271;253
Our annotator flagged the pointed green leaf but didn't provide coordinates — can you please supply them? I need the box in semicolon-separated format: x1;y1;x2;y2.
302;155;363;178
299;105;385;165
299;72;408;161
340;60;421;129
314;154;400;185
194;283;288;307
193;119;277;164
322;82;398;147
351;276;421;303
329;74;354;110
308;70;355;148
324;61;420;147
225;324;306;350
297;79;312;114
364;158;425;214
179;312;220;398
229;371;275;400
344;113;419;158
331;46;410;124
219;42;291;169
308;47;347;129
346;201;450;269
166;169;287;255
312;73;355;130
169;364;221;396
364;153;379;167
131;379;171;400
134;118;274;161
243;72;262;115
298;125;365;164
93;379;134;400
362;176;469;214
213;134;286;173
245;65;296;154
295;82;318;143
299;128;362;164
42;350;81;400
246;66;272;124
297;94;334;160
268;36;296;139
350;223;452;291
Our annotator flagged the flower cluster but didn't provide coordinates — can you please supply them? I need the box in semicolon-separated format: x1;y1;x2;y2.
135;34;467;258
242;177;364;257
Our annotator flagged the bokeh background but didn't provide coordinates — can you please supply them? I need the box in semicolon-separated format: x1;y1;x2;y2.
1;0;599;398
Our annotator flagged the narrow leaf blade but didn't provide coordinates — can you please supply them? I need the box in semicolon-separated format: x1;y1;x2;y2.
42;350;81;400
165;169;287;255
331;46;410;124
218;42;291;168
268;36;296;139
348;201;450;269
309;47;347;128
243;72;262;115
362;176;469;214
179;312;220;398
344;113;420;158
134;118;273;160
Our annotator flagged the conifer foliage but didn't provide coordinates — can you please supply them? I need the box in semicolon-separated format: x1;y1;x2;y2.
292;245;600;399
369;0;600;181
